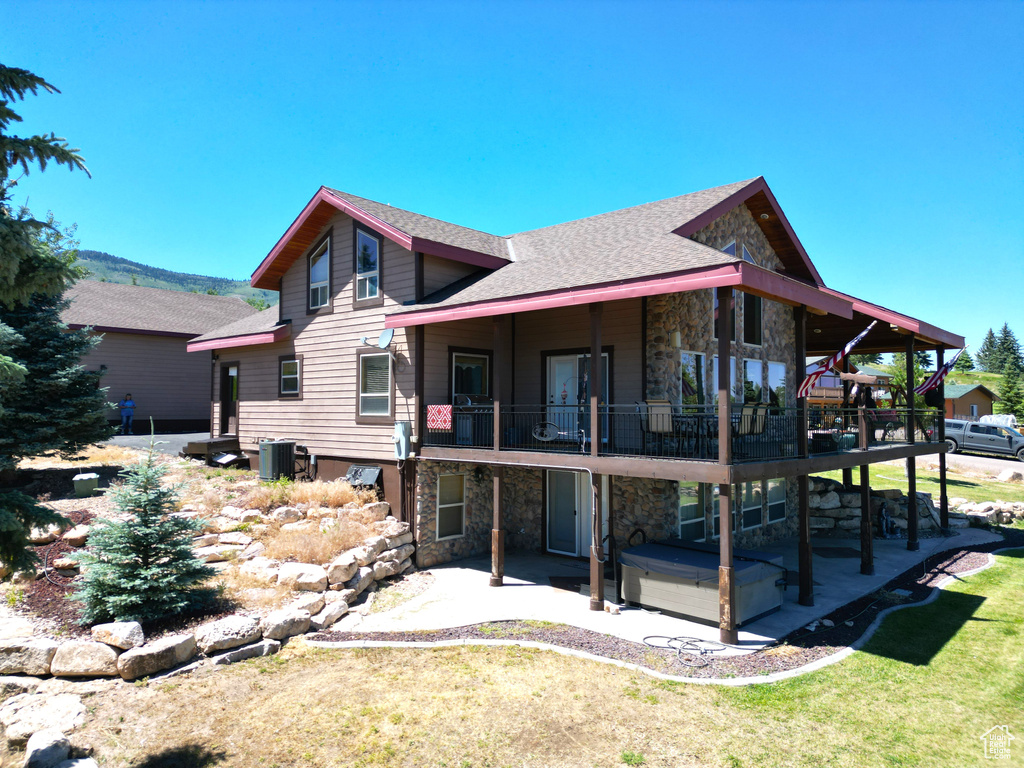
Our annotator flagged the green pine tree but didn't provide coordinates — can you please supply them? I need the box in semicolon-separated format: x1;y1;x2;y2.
976;329;999;372
72;447;216;624
890;352;928;410
953;350;974;372
995;367;1024;423
996;323;1023;375
850;353;882;366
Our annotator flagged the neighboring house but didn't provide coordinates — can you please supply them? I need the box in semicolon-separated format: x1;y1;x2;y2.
803;359;893;408
65;281;259;432
944;383;999;421
188;176;963;642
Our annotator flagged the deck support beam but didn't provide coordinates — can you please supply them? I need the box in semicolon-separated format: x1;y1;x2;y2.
859;464;874;575
842;356;853;488
490;466;504;587
590;303;603;457
905;336;919;552
716;286;736;643
795;304;814;606
937;347;949;530
589;472;605;610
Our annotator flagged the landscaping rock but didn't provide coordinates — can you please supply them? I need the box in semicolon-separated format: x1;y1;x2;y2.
839;493;861;508
193;544;245;563
326;552;358;585
290;593;325;616
345;566;374;596
272;506;302;522
240;509;262;523
0;693;86;747
809;516;835;529
397;558;413;574
325;588;357;604
996;468;1022;483
51;557;79;572
818;491;841;510
878;488;902;500
837;519;861;530
192;534;219;548
383;531;414;550
50;642;120;678
0;639;58;676
277;562;327;592
54;759;98;767
259;608;310;640
116;634;196;681
62;525;90;548
309;601;348;630
807;493;821;510
373;559;404;580
194;615;262;655
948;517;970;529
219;505;245;520
202;516;240;534
362;501;391;521
237;541;266;561
24;728;69;768
239;556;279;582
91;622;144;650
218;532;253;546
211;639;280;665
280;520;318;533
377;543;415;564
0;675;41;696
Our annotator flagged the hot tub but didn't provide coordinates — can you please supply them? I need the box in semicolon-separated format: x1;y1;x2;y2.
619;539;787;627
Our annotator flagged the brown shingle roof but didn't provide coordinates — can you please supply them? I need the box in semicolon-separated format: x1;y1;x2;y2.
325;188;511;261
64;281;260;337
189;306;284;343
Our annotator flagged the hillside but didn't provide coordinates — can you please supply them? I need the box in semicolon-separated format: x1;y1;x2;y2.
77;250;277;305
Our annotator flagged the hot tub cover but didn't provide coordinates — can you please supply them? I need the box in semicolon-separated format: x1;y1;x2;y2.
618;539;785;588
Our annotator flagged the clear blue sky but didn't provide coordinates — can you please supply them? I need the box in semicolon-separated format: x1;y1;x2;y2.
5;0;1022;355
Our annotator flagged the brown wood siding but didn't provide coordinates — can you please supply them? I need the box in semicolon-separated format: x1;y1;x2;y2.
513;299;643;405
421;254;482;297
422;318;494;404
946;391;996;419
217;211;418;461
81;331;213;422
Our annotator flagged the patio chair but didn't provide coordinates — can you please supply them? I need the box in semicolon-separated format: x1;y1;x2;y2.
637;400;678;456
733;403;768;458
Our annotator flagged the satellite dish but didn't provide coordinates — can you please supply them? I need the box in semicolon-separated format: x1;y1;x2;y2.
377;328;394;349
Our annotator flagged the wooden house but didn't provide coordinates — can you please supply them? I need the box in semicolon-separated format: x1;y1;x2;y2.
944;383;999;420
188;177;963;642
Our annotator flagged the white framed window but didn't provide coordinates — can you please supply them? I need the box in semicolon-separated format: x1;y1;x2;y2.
355;228;380;301
679;482;706;541
280;357;300;396
743;358;763;404
679;351;705;405
741;246;762;347
767;478;787;523
767;361;787;408
308;240;330;309
437;474;466;540
739;481;762;530
358;352;391;416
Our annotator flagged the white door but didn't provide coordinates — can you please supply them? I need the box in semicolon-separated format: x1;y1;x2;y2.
546;471;610;557
546;354;610;445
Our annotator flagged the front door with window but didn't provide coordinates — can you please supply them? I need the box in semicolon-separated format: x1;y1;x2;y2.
545;353;609;446
546;471;609;557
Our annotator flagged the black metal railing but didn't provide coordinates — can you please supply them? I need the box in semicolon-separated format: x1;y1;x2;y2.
422;404;494;449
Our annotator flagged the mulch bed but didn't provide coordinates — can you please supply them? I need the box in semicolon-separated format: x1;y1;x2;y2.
311;527;1024;680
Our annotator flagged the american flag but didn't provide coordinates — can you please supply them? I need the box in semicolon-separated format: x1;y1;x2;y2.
914;347;966;395
798;320;877;400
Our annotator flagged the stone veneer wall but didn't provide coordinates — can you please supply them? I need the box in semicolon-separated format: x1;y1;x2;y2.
611;476;679;545
414;461;543;568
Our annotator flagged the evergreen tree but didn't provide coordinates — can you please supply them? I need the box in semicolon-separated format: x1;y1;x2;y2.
850;353;882;366
995;367;1024;423
890;353;928;410
953;350;974;372
976;329;999;372
996;323;1023;375
72;448;216;624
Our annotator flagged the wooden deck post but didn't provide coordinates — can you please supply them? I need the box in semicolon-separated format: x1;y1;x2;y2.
937;347;949;531
590;472;605;611
491;466;504;586
795;305;813;606
717;286;736;643
493;317;503;452
905;336;919;551
859;464;874;575
590;303;603;457
842;357;853;488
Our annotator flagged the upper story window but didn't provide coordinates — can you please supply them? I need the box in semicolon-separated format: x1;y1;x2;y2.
741;246;762;346
680;351;706;405
354;227;382;306
743;358;763;404
767;361;787;408
308;239;330;310
358;351;392;417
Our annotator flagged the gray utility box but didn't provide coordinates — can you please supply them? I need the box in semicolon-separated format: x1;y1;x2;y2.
259;440;295;481
619;539;787;627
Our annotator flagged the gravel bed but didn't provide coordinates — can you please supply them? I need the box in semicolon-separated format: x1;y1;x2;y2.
312;528;1024;680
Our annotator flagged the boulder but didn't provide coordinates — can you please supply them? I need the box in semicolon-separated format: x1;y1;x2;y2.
0;675;41;696
219;505;245;520
91;622;144;650
0;639;58;676
202;516;241;534
62;525;90;548
309;601;348;630
211;639;280;666
373;559;404;580
326;552;358;585
116;634;196;681
948;516;970;529
807;494;822;510
377;543;415;564
24;728;69;768
345;566;375;596
237;541;266;561
839;492;861;508
325;588;357;604
837;519;861;530
194;615;262;654
50;641;120;678
240;509;263;523
259;608;311;640
877;488;903;500
277;562;328;592
218;532;253;547
28;525;63;545
0;693;86;747
290;593;325;616
192;534;219;548
383;531;414;550
809;516;836;529
272;506;302;522
239;556;280;582
362;501;391;521
818;491;842;510
280;520;319;533
397;558;413;574
997;468;1023;483
193;544;245;563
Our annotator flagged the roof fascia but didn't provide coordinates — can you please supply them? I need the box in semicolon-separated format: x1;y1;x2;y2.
67;324;195;339
385;263;851;329
410;237;508;269
672;177;824;286
820;287;965;349
186;324;291;353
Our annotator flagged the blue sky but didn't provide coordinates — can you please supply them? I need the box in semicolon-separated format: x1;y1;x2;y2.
5;0;1022;355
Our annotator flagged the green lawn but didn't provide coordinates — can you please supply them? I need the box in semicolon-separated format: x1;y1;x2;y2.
818;463;1024;504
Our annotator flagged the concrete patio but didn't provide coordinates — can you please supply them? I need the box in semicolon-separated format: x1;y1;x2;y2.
339;527;1003;655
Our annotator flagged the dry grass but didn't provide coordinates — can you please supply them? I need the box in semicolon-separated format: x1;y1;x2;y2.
241;479;378;513
17;444;144;469
212;569;295;613
261;518;374;565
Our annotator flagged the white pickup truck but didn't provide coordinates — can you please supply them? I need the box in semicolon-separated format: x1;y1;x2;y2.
944;419;1024;461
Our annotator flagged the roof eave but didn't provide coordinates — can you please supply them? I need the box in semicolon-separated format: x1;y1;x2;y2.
67;324;196;339
820;287;965;349
187;324;291;353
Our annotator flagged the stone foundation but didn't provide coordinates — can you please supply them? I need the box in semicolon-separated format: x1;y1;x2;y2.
806;476;942;538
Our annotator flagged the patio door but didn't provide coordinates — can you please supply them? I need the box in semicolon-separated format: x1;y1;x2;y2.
220;363;239;435
545;353;609;445
546;471;609;557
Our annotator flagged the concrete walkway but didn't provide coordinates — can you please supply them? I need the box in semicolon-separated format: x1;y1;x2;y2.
338;528;1003;654
104;432;209;457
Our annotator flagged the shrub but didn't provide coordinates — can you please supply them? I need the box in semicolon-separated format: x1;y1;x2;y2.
262;518;373;565
242;479;378;513
71;447;216;624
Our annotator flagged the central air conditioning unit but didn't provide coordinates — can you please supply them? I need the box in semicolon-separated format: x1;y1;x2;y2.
259;439;295;481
